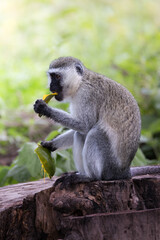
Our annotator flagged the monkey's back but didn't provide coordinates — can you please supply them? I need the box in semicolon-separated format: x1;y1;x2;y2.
81;70;141;167
98;76;141;166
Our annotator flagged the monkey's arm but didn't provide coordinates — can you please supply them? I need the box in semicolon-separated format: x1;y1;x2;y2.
41;130;75;151
34;99;87;133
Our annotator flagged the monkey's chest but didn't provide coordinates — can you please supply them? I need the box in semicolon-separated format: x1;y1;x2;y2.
70;102;98;128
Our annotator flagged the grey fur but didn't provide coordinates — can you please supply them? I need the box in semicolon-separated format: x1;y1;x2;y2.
34;57;159;180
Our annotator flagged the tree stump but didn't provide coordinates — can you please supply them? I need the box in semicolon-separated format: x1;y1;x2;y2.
0;173;160;240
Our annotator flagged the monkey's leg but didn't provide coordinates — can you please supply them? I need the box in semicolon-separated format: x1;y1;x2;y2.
82;126;130;180
54;132;91;188
41;130;75;151
73;132;86;174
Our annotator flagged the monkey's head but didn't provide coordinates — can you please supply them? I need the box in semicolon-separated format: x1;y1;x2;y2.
47;57;84;101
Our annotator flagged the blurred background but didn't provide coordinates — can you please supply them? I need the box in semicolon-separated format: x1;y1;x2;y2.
0;0;160;185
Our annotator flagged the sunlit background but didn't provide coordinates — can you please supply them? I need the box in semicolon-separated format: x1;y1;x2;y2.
0;0;160;185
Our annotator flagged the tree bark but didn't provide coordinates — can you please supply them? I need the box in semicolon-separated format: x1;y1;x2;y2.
0;174;160;240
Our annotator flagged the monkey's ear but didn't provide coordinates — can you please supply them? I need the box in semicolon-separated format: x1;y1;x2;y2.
75;63;83;75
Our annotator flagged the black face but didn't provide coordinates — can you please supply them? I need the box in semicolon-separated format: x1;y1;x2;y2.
49;72;63;101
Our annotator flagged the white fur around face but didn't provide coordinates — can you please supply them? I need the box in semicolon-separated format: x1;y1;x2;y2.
47;67;82;99
47;67;62;87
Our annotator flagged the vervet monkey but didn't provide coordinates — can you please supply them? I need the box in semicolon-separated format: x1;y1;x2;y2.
34;56;160;181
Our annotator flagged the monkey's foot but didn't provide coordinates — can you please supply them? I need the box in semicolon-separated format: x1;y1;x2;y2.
54;172;92;189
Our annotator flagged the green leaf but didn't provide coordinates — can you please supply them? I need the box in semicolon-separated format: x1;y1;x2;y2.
53;149;75;174
45;130;59;141
35;144;55;178
6;165;31;182
150;119;160;134
0;166;10;187
132;148;148;167
16;142;43;178
132;148;160;167
141;115;157;130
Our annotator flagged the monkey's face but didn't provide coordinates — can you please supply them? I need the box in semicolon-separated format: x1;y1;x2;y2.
47;70;63;101
47;57;84;101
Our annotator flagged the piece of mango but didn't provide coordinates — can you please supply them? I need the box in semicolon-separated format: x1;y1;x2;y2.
35;144;55;179
42;92;58;103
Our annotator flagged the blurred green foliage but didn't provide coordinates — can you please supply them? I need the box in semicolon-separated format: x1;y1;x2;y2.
0;131;75;186
0;0;160;185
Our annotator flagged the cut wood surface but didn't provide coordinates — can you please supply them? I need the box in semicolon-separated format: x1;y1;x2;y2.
0;174;160;240
0;178;55;211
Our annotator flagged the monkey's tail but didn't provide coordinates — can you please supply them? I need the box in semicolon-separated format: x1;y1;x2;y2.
131;165;160;177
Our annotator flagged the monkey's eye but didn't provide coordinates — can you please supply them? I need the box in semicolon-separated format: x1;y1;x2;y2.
50;72;61;81
75;63;83;75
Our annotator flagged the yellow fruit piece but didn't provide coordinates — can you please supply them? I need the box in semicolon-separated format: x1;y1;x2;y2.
43;92;58;103
35;144;55;179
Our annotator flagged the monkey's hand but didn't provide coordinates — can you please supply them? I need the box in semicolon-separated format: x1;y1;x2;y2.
34;99;50;117
41;140;57;152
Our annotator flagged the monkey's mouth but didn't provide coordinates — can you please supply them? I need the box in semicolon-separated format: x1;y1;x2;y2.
50;81;63;101
54;92;63;101
50;87;63;101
